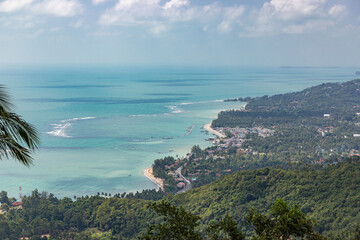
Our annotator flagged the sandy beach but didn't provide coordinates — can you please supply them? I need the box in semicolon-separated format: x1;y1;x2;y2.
203;123;226;138
143;167;165;191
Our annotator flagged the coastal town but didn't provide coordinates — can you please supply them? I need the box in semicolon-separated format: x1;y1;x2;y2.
145;119;276;193
145;79;360;193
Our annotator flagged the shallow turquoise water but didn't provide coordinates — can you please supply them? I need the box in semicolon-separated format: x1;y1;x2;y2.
0;66;357;198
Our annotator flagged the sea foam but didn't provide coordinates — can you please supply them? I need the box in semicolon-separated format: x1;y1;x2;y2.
166;105;183;114
46;117;96;138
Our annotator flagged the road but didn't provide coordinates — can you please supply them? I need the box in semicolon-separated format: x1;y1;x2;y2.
175;166;192;193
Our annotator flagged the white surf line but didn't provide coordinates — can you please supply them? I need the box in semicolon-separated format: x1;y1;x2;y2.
46;117;96;138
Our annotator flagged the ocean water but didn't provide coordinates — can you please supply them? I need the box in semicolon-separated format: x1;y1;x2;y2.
0;66;357;198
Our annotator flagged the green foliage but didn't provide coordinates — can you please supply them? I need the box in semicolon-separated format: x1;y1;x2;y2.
246;199;325;240
0;159;359;239
139;201;245;240
139;201;202;240
192;145;203;155
0;191;9;205
206;215;245;240
172;158;360;237
0;85;39;166
140;200;325;240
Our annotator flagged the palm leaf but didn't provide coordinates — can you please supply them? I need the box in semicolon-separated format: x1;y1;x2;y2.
0;85;39;166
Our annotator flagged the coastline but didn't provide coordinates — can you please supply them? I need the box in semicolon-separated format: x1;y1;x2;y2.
203;103;246;139
143;167;164;191
203;123;226;138
142;102;246;192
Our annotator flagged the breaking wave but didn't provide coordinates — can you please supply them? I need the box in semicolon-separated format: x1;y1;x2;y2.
165;105;183;114
46;117;96;138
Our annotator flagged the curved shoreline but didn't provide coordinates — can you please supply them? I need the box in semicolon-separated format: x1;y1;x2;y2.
143;167;164;191
203;123;226;138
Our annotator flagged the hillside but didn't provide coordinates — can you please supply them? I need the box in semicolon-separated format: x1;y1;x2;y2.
2;157;359;239
171;157;360;235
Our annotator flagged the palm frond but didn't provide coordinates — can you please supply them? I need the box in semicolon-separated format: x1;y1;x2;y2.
0;85;14;112
0;134;34;166
0;111;40;150
0;86;39;166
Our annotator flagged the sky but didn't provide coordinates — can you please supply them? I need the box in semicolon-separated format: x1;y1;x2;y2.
0;0;359;67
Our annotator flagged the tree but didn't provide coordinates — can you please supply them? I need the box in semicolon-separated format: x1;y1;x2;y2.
0;191;9;205
0;203;9;212
0;85;39;166
191;145;202;155
246;198;327;240
140;201;245;240
139;201;202;240
206;215;245;240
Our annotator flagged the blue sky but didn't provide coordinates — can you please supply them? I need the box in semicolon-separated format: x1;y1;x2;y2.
0;0;359;66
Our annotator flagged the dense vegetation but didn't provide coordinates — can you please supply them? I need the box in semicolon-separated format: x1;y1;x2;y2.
139;199;326;240
1;157;359;239
172;79;360;187
213;79;360;150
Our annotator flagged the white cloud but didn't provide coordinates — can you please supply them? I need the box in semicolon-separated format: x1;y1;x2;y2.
0;0;354;38
163;0;188;10
217;6;245;33
328;4;347;18
0;0;34;12
99;0;161;25
261;0;326;20
32;0;82;17
282;19;334;34
98;0;345;36
243;0;349;36
93;0;107;4
99;0;247;36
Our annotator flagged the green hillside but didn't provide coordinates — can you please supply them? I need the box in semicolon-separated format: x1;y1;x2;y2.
171;158;360;235
1;158;359;239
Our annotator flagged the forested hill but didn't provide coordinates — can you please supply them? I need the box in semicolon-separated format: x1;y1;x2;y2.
2;158;359;239
215;79;360;127
209;79;359;169
245;79;359;115
171;157;360;236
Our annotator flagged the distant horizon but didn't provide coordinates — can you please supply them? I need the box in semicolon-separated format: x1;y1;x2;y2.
0;64;358;69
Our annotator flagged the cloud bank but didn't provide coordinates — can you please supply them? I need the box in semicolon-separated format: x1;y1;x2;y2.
0;0;82;17
0;0;354;37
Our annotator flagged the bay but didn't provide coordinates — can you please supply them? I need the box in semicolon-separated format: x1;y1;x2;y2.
0;66;356;198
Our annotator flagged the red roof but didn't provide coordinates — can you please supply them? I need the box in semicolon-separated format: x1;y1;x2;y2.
11;202;23;206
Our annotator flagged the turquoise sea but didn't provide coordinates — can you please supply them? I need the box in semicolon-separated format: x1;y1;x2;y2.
0;66;357;198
